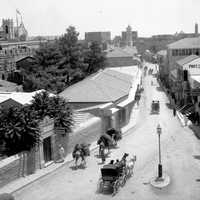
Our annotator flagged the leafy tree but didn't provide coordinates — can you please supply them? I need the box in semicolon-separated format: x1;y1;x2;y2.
31;91;73;132
84;42;106;74
19;26;107;93
58;26;88;84
0;106;40;156
35;42;62;70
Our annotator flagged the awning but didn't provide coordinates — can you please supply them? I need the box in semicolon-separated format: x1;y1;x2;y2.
191;75;200;83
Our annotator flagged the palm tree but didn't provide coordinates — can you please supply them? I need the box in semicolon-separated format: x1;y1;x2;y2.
0;106;40;176
31;91;74;132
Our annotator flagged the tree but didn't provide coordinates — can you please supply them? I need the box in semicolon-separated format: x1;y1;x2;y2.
84;42;106;74
0;106;40;176
58;26;88;84
35;42;62;70
0;106;40;156
31;91;73;132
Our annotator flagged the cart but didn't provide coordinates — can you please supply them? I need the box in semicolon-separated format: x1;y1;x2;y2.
98;164;126;196
151;100;160;114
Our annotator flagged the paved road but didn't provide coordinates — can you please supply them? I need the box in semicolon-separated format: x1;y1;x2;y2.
14;63;200;200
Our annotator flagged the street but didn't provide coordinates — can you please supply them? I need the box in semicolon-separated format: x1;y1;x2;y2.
14;63;200;200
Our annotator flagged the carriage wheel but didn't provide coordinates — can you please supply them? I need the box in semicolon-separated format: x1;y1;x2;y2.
112;180;120;196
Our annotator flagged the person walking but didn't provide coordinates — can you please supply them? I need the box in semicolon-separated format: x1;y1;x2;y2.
173;107;176;116
59;144;65;162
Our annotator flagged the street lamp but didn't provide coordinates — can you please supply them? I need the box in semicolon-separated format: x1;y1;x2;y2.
157;124;162;179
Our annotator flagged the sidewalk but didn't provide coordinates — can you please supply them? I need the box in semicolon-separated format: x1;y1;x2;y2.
0;103;140;194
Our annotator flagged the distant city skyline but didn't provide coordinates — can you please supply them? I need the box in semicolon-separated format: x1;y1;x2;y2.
1;0;200;39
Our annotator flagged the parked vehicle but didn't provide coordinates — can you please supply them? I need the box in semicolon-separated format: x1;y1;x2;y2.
151;100;160;114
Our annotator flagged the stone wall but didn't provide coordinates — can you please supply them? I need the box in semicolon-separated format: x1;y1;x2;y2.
0;116;102;188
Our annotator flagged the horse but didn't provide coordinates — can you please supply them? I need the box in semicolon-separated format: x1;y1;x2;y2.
72;145;86;169
97;136;110;155
126;155;137;177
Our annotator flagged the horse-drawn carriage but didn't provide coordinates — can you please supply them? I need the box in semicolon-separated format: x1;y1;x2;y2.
97;129;122;162
98;154;136;196
151;100;160;114
97;128;122;151
106;128;122;141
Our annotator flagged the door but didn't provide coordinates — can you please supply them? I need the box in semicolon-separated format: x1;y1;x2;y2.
43;137;52;163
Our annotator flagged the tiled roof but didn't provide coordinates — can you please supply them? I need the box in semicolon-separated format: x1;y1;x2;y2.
168;37;200;49
106;48;132;58
60;68;133;103
176;55;199;66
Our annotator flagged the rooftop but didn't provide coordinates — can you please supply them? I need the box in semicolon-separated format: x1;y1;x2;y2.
60;68;134;103
168;37;200;49
0;89;54;105
0;80;19;92
176;55;199;66
106;48;133;58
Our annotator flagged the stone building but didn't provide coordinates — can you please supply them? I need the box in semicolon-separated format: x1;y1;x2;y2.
0;18;28;41
121;25;138;47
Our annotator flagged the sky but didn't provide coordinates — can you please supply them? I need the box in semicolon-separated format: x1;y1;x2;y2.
1;0;200;39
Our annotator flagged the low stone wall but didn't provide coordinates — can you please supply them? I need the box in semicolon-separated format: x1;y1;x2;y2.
0;117;102;188
0;158;20;188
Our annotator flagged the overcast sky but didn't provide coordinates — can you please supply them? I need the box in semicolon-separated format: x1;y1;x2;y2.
1;0;200;39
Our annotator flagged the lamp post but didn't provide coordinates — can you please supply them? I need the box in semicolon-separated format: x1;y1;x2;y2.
150;124;170;188
157;124;162;178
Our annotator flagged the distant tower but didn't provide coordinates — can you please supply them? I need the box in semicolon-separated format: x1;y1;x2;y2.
126;25;133;46
2;19;14;40
195;23;198;36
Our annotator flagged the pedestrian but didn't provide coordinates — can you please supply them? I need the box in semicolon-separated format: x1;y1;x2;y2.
173;107;176;116
59;144;65;162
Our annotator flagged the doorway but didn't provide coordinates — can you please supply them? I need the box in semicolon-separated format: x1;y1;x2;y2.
43;137;52;163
